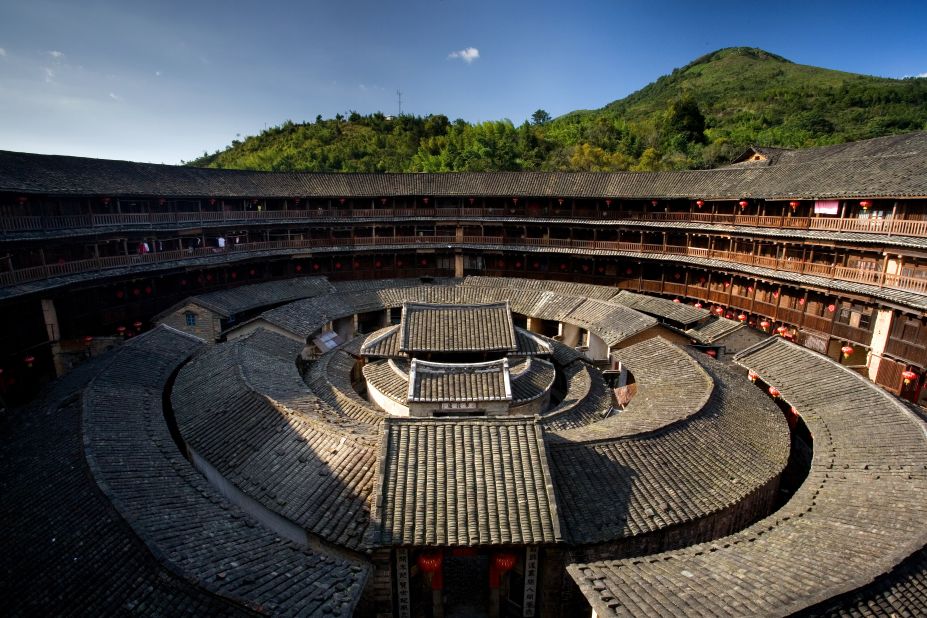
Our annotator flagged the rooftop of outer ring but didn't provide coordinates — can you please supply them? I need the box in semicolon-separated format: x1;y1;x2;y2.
2;131;927;199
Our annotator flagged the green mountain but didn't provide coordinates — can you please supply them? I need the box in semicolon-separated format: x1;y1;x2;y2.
188;47;927;173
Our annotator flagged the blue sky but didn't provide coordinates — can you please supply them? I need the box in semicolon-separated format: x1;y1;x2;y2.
1;0;925;163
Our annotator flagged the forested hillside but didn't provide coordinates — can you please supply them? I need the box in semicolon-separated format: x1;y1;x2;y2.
188;47;927;172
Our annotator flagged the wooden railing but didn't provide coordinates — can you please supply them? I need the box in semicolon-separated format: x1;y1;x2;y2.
4;208;927;238
2;235;926;297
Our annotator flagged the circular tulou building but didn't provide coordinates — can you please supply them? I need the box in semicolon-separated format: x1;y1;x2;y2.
1;133;927;617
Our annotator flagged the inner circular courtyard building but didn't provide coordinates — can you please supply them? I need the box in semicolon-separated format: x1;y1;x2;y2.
2;133;927;617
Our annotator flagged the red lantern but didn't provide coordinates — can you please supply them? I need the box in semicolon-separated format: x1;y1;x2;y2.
515;261;522;268
695;199;705;208
706;349;717;358
776;325;788;335
493;553;517;571
760;320;770;330
206;274;213;282
423;197;430;205
827;304;836;313
132;288;141;296
511;197;518;205
230;271;238;279
715;306;724;315
374;260;382;268
902;370;917;385
159;198;167;206
296;264;303;272
417;553;444;590
209;198;216;206
651;199;659;207
469;197;475;205
497;259;506;269
789;201;800;210
738;314;747;322
581;264;589;272
339;198;346;205
101;197;111;206
115;290;124;299
417;553;443;573
673;298;681;303
489;553;517;588
16;196;28;206
144;286;152;295
117;326;127;335
748;369;758;382
180;279;187;286
673;272;681;280
626;267;634;276
83;335;94;345
533;262;540;269
24;355;35;368
560;263;568;271
397;259;404;267
380;197;387;205
558;198;564;205
420;258;428;266
773;291;780;299
133;321;143;330
605;199;612;207
353;261;361;269
768;386;781;398
798;298;806;306
738;199;749;209
859;200;872;210
334;262;342;270
694;302;703;309
249;269;256;276
841;345;854;359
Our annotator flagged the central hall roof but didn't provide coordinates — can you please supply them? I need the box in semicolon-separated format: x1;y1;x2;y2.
399;301;517;353
407;358;511;403
372;417;561;546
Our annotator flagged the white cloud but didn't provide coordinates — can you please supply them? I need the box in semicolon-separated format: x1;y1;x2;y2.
0;48;7;57
48;50;64;59
919;72;927;78
448;47;480;64
155;70;161;77
43;67;55;83
108;92;122;101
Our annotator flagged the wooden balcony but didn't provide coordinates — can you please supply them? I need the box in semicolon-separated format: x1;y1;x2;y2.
4;208;927;238
885;338;927;366
831;321;874;346
2;235;926;301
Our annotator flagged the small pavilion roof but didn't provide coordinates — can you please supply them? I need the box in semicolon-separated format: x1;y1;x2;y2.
407;358;511;403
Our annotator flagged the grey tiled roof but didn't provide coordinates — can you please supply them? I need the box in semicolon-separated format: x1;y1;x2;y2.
684;315;745;343
359;325;404;358
362;359;409;403
613;290;709;327
155;276;333;319
171;329;379;551
372;417;562;546
509;357;557;403
0;352;256;616
539;360;613;431
4;131;926;199
568;337;927;616
548;350;789;545
400;302;518;353
550;337;713;442
81;326;369;615
407;358;511;403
